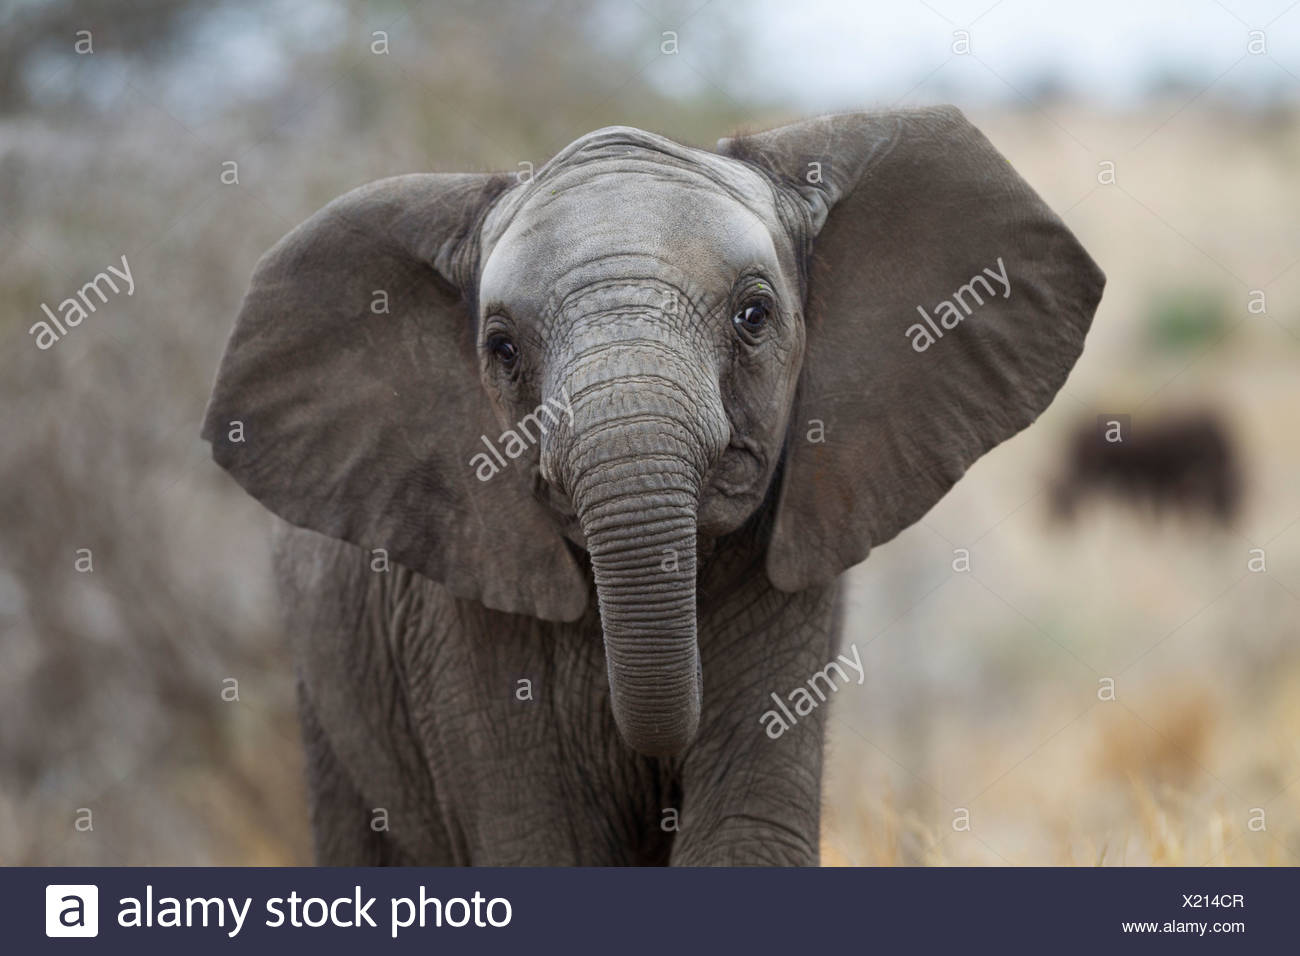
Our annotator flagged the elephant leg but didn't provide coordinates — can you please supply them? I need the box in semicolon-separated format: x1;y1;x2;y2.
297;681;425;865
670;578;838;866
399;596;676;865
276;524;458;864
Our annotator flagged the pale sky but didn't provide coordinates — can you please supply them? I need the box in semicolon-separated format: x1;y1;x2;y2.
647;0;1300;108
87;0;1300;115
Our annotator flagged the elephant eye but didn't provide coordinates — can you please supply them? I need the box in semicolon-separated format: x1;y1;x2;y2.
487;333;520;371
732;300;769;337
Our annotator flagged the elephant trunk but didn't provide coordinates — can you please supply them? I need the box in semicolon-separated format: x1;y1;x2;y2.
578;453;701;756
557;369;725;757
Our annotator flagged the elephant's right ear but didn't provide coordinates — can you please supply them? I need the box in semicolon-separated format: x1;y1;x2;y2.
202;174;590;622
719;108;1104;592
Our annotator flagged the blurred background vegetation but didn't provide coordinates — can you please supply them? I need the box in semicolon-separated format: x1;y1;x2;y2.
1;0;1298;864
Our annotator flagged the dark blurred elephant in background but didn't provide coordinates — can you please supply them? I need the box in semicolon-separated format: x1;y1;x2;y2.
202;107;1104;865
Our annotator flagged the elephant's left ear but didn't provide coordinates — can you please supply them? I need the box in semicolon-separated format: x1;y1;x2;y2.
202;173;590;621
718;107;1105;592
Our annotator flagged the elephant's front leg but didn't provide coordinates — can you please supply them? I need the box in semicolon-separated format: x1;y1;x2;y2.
403;595;676;866
670;580;838;866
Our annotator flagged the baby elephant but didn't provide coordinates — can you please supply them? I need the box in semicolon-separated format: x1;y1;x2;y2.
203;108;1104;865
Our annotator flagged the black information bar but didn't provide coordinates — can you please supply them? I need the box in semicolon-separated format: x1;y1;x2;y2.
10;866;1294;953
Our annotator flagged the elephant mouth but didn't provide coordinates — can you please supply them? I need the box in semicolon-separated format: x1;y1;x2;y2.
704;435;765;497
531;465;586;546
536;435;762;554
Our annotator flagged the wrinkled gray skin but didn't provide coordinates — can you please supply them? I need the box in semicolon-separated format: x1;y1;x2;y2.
203;108;1104;865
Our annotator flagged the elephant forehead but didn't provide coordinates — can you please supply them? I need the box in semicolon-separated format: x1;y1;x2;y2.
480;164;781;312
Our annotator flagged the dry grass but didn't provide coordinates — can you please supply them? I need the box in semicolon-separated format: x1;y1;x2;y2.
823;676;1300;865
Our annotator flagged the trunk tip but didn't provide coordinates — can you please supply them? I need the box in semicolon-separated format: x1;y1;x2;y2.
617;712;700;757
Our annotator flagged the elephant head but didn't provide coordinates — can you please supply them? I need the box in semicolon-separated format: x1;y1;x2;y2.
202;108;1104;757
